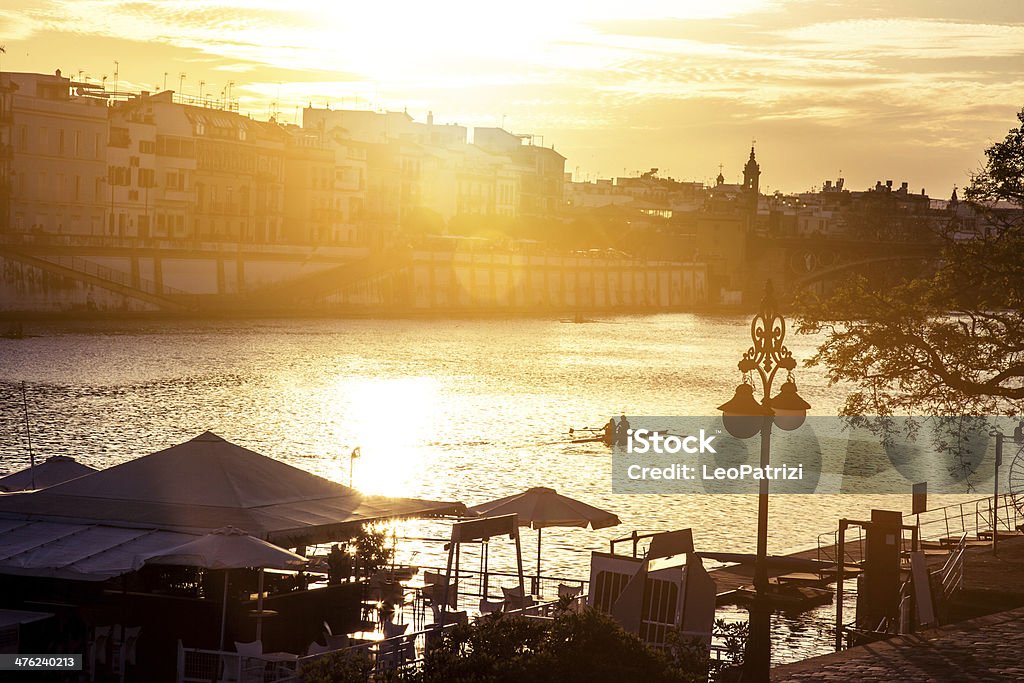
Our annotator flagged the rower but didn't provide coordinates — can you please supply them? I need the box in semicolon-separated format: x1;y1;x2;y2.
603;418;616;444
616;415;631;444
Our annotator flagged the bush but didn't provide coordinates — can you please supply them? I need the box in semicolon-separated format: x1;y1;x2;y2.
301;609;717;683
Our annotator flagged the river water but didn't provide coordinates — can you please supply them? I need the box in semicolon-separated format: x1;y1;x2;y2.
0;315;978;663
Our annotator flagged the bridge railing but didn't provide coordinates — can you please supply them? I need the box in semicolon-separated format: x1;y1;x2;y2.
38;254;193;298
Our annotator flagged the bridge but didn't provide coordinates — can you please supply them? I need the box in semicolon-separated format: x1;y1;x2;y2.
0;231;939;314
743;234;942;302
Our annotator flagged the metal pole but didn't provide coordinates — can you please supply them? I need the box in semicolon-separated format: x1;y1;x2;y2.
835;521;846;651
219;572;229;651
255;568;265;641
20;382;35;490
535;528;542;596
994;433;1002;556
745;416;773;677
514;525;525;598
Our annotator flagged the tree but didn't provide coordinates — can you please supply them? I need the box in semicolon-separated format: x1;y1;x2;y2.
797;108;1024;419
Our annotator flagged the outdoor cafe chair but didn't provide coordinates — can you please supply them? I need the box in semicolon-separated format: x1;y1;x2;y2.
421;580;458;609
88;625;111;680
557;583;583;599
430;604;468;626
501;585;536;611
479;598;504;614
234;640;263;657
116;626;141;680
383;621;409;639
324;633;350;651
378;634;416;670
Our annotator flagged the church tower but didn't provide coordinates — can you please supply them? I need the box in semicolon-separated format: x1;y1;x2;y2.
742;146;760;213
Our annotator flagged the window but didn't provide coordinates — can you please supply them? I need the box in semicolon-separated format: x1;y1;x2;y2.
74;130;81;156
139;140;155;154
58;130;65;155
17;126;27;152
108;166;131;186
38;127;48;153
165;171;185;191
138;168;155;188
109;127;130;148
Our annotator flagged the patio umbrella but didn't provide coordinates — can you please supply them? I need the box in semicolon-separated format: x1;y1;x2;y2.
142;526;306;650
469;487;620;587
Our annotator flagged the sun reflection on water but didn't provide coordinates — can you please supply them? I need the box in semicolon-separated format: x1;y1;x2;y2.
334;376;441;496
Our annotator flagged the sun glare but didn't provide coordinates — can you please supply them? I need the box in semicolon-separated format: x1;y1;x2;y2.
334;376;440;497
303;1;775;87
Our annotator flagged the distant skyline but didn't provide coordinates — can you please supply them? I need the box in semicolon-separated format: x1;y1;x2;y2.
2;0;1022;194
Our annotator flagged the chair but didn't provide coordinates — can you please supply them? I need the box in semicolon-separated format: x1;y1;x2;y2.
233;640;265;683
383;622;409;643
557;583;583;599
422;570;445;586
501;585;535;611
430;604;468;626
118;626;141;680
501;585;524;599
422;581;458;609
479;598;504;614
89;625;111;680
378;634;416;670
324;633;350;651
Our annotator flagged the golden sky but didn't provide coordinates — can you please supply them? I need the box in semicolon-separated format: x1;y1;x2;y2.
2;0;1023;194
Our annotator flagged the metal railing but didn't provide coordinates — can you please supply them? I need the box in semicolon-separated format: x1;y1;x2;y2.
817;524;865;570
915;493;1023;544
182;591;741;683
177;645;296;683
932;532;967;601
37;254;191;297
817;492;1024;571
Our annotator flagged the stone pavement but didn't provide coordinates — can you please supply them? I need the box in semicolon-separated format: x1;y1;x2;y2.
770;607;1024;682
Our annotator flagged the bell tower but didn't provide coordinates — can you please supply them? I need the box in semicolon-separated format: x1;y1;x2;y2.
743;145;760;214
743;146;760;196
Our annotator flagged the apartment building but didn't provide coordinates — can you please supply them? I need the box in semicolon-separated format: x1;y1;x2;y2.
1;70;108;235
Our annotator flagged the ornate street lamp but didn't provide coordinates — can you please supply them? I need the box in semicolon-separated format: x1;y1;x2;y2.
717;280;810;678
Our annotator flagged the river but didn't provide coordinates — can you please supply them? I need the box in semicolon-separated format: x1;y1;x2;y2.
0;314;981;663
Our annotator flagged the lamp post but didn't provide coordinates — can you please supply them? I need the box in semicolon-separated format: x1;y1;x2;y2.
349;446;361;488
717;281;810;679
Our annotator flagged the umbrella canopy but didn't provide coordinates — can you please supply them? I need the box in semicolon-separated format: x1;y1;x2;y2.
0;432;464;547
0;456;97;492
143;525;306;650
142;526;306;570
469;487;620;530
469;487;620;586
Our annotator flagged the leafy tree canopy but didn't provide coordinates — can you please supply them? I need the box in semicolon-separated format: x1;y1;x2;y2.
797;108;1024;418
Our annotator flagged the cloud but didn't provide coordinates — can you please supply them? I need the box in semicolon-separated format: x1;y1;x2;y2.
776;18;1024;59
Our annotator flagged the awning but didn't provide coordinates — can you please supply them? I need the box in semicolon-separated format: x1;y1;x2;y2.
0;456;97;492
0;609;53;629
0;432;464;548
0;518;197;581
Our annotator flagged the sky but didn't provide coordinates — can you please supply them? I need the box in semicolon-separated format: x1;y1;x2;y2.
1;0;1023;194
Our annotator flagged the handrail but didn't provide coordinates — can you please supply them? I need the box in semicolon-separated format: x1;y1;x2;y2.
931;532;967;600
